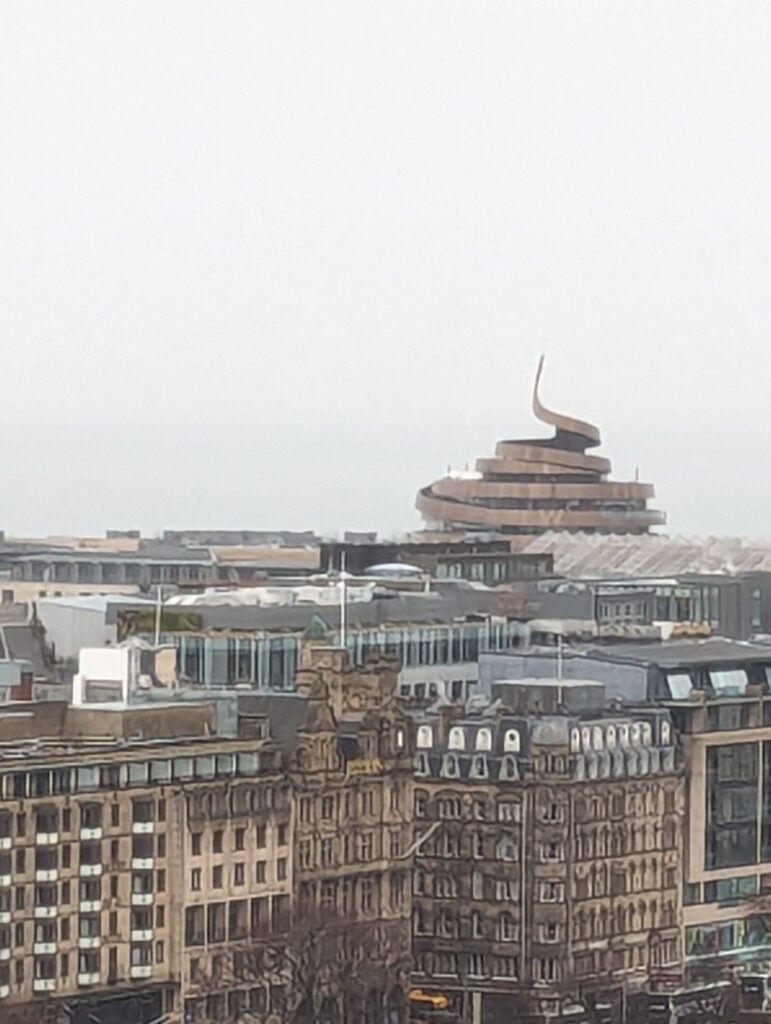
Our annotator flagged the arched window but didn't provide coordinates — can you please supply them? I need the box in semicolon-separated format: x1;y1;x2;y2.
496;835;517;862
503;729;520;753
592;726;604;751
661;721;671;745
631;723;641;746
476;728;492;752
448;727;465;751
641;722;652;745
442;754;460;778
472;869;484;900
619;724;629;747
606;726;617;749
438;796;461;819
570;728;581;753
581;726;591;750
499;756;519;781
417;725;433;749
470;755;489;779
594;864;606;896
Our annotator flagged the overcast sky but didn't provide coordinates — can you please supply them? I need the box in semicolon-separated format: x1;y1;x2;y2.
2;1;770;539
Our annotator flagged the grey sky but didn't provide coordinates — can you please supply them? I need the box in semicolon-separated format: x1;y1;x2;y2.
2;1;769;538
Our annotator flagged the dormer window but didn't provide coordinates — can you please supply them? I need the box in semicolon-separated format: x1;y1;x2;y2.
606;726;617;750
476;728;492;752
581;727;591;751
619;725;629;748
631;724;641;746
470;756;488;779
641;723;652;746
661;721;671;745
500;756;519;781
442;754;460;779
503;729;520;753
417;726;433;749
570;729;581;753
448;727;465;751
592;726;604;751
709;668;748;697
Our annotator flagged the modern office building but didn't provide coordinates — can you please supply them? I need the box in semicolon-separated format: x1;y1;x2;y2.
416;357;664;544
117;585;596;700
481;638;771;1016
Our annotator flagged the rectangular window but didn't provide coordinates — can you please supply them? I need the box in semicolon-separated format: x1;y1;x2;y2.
707;743;758;869
185;906;205;947
704;875;758;904
206;902;226;945
708;704;750;731
683;882;701;906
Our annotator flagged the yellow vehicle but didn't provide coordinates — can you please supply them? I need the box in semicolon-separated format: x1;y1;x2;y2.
408;989;461;1023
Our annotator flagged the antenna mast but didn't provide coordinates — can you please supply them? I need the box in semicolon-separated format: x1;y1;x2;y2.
154;586;163;647
339;548;348;651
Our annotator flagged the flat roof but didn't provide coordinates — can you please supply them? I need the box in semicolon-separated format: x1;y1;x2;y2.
584;638;771;667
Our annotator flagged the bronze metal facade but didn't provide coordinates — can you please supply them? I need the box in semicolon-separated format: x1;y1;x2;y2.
416;357;665;542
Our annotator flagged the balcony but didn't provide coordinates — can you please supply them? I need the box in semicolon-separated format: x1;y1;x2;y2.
79;900;101;914
130;964;152;980
80;827;102;841
131;858;154;871
77;972;100;986
35;869;58;883
131;893;153;907
34;907;57;920
33;943;56;956
79;864;102;878
132;822;154;835
78;936;101;950
131;929;153;943
36;833;59;846
33;978;56;993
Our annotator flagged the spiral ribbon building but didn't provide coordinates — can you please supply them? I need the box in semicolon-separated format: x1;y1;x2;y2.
416;356;665;544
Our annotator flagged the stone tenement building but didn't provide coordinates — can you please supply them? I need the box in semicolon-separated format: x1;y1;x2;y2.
237;647;415;1024
0;648;414;1024
410;680;682;1024
416;356;664;543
